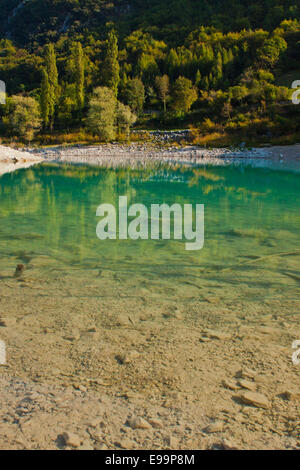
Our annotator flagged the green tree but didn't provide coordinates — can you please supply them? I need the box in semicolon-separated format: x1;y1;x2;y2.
87;87;116;142
137;53;159;83
166;49;180;79
171;76;198;115
40;68;50;129
45;43;58;130
195;70;202;87
8;95;41;142
103;31;120;97
116;102;137;138
74;42;85;111
155;75;170;112
125;78;145;114
257;35;287;68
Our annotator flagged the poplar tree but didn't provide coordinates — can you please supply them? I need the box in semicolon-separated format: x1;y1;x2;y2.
40;68;50;129
103;30;120;97
74;42;85;111
45;43;58;130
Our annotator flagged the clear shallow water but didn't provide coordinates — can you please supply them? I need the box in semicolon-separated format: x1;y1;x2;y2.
0;161;299;450
0;162;299;295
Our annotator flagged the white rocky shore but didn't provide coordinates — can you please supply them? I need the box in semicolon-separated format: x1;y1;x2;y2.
29;142;300;170
1;140;300;174
0;145;43;177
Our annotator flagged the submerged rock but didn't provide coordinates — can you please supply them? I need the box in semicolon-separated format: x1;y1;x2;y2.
14;264;25;278
240;391;270;409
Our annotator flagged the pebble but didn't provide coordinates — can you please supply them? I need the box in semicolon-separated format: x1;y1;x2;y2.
139;314;153;321
205;421;224;433
88;418;102;428
237;379;256;391
64;330;80;342
220;438;239;450
128;416;152;430
62;431;82;448
14;264;25;278
222;379;240;391
200;336;211;343
117;350;140;364
115;315;131;326
205;330;231;340
167;436;179;448
148;418;163;429
237;368;256;380
116;438;136;449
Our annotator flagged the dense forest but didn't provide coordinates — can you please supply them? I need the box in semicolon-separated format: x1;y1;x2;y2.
0;0;299;145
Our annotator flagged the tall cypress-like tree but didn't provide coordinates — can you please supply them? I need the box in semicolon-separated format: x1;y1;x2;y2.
40;68;50;129
45;43;58;130
74;42;85;112
103;31;120;97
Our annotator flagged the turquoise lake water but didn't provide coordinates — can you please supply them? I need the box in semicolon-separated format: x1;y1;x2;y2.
0;162;299;282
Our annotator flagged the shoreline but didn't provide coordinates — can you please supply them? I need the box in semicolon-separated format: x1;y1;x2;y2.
0;145;44;177
32;142;300;160
1;142;299;170
27;142;300;171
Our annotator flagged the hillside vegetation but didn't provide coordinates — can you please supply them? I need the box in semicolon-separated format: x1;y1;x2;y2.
0;1;299;145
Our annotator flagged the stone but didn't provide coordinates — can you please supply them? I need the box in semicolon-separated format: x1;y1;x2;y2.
237;379;256;391
237;368;256;380
62;431;82;448
116;438;136;449
165;311;183;320
200;336;211;343
148;418;163;429
205;329;231;340
128;416;152;430
117;350;140;364
139;314;152;322
222;379;240;391
205;421;224;433
64;330;80;342
282;390;300;401
167;436;179;448
14;264;25;278
220;438;239;450
88;418;102;428
115;315;131;326
90;430;103;442
240;391;271;409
